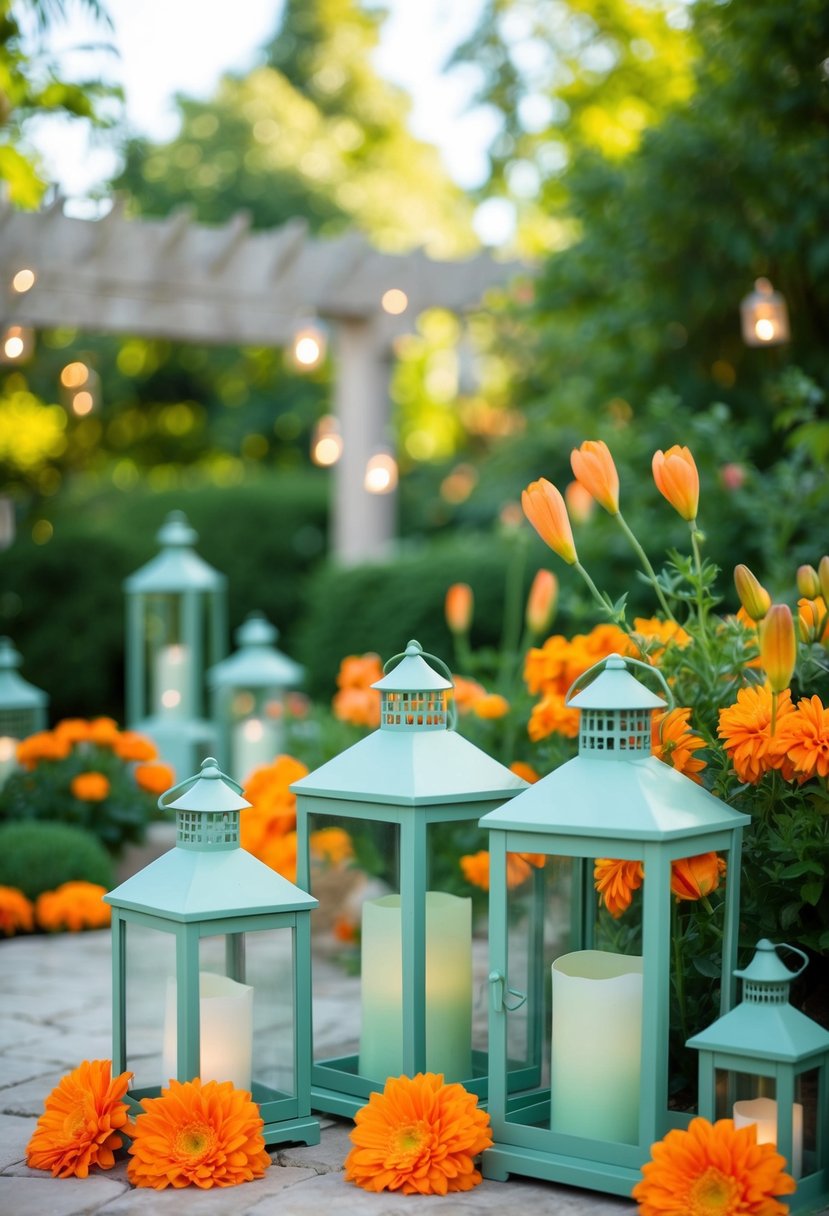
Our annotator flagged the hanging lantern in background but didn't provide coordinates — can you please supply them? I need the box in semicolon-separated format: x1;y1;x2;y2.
310;414;343;467
363;449;398;495
740;278;790;346
0;637;48;788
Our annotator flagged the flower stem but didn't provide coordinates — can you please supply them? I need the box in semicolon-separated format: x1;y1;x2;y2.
671;899;690;1048
690;521;710;650
574;561;621;623
615;510;677;622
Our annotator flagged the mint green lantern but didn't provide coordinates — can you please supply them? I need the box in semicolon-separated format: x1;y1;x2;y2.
104;757;319;1147
481;653;749;1196
0;636;47;787
124;511;227;780
292;639;528;1118
207;613;304;782
688;940;829;1210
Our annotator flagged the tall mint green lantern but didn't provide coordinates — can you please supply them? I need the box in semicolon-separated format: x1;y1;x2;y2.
480;653;750;1196
0;636;47;787
104;757;320;1147
207;612;305;782
292;639;528;1118
688;939;829;1211
124;511;227;779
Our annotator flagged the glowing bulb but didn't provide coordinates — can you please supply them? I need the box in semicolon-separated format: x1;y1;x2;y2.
1;325;33;362
11;268;35;293
72;391;94;415
4;336;24;359
243;718;265;742
161;689;182;709
364;452;398;495
754;318;775;342
311;415;343;466
381;288;408;315
61;361;89;388
295;335;322;366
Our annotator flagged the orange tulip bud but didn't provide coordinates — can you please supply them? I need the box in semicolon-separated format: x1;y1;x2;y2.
651;445;699;522
570;439;620;514
797;597;828;644
521;478;577;565
445;583;473;634
671;853;725;902
797;565;821;599
734;564;771;622
761;603;797;693
818;555;829;605
525;569;558;636
564;480;595;524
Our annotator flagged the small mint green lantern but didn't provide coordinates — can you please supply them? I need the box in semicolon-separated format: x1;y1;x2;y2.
0;636;47;787
688;940;829;1210
480;653;750;1196
292;639;528;1118
104;757;320;1147
124;511;227;780
207;612;304;782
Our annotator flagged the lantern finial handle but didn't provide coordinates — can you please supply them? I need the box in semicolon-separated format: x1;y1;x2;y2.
156;756;245;811
564;652;674;709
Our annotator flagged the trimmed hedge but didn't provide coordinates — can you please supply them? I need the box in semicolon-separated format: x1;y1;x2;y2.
0;820;114;901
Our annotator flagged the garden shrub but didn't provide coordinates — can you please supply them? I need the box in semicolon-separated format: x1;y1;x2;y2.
0;820;114;901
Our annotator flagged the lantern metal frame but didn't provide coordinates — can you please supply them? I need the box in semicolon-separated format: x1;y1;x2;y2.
0;636;48;784
105;757;320;1147
688;939;829;1212
124;510;227;778
207;612;304;781
292;639;528;1118
481;654;750;1196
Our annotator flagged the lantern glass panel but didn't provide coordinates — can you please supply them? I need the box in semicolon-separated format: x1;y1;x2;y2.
145;593;193;718
123;922;176;1091
713;1067;816;1182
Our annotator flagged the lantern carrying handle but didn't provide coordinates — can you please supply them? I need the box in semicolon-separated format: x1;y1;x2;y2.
776;943;810;978
564;653;675;710
383;644;459;729
156;757;245;812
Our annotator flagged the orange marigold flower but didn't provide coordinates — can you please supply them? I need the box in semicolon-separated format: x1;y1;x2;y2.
445;583;474;634
521;478;578;565
450;674;488;715
632;1116;795;1216
460;850;491;891
528;691;580;741
26;1059;133;1179
0;885;34;935
337;653;384;689
718;686;796;784
17;730;72;769
570;439;620;514
510;760;540;784
671;853;726;902
113;731;158;762
653;707;707;783
87;717;120;747
344;1072;492;1195
760;604;797;694
259;830;298;883
525;568;558;637
652;445;699;522
36;882;111;933
594;858;644;919
471;693;510;720
70;771;110;801
333;686;381;729
770;694;829;782
333;914;359;944
460;850;545;892
631;617;692;660
241;755;307;865
134;761;175;795
310;826;354;866
734;565;771;623
127;1077;271;1190
53;718;91;746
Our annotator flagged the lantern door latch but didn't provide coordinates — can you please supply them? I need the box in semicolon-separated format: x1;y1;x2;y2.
489;971;527;1013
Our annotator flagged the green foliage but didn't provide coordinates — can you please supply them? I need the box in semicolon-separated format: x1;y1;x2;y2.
0;819;113;899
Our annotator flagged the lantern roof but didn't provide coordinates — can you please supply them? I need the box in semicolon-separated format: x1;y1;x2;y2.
569;654;666;710
292;724;526;806
735;938;803;986
479;751;748;840
161;756;251;814
0;637;48;709
372;640;453;692
124;510;226;594
207;612;304;689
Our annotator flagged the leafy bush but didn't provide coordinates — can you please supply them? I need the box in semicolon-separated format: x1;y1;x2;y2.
0;821;114;900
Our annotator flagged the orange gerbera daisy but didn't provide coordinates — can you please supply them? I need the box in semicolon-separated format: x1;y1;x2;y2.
127;1077;271;1190
26;1059;133;1178
594;858;644;918
717;685;796;784
344;1072;492;1195
134;760;175;795
771;694;829;782
653;707;707;783
70;771;110;801
632;1116;795;1216
0;885;34;935
36;882;111;932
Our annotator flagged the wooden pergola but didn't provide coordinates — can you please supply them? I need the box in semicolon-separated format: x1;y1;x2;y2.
0;198;523;562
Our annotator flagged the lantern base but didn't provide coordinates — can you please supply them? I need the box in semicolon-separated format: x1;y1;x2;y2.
483;1141;642;1197
309;1053;490;1119
262;1113;320;1148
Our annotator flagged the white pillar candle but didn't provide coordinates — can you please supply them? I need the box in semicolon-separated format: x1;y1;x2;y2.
154;643;192;718
0;736;18;787
734;1096;803;1179
232;717;276;779
162;971;254;1091
551;950;643;1143
359;892;472;1082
